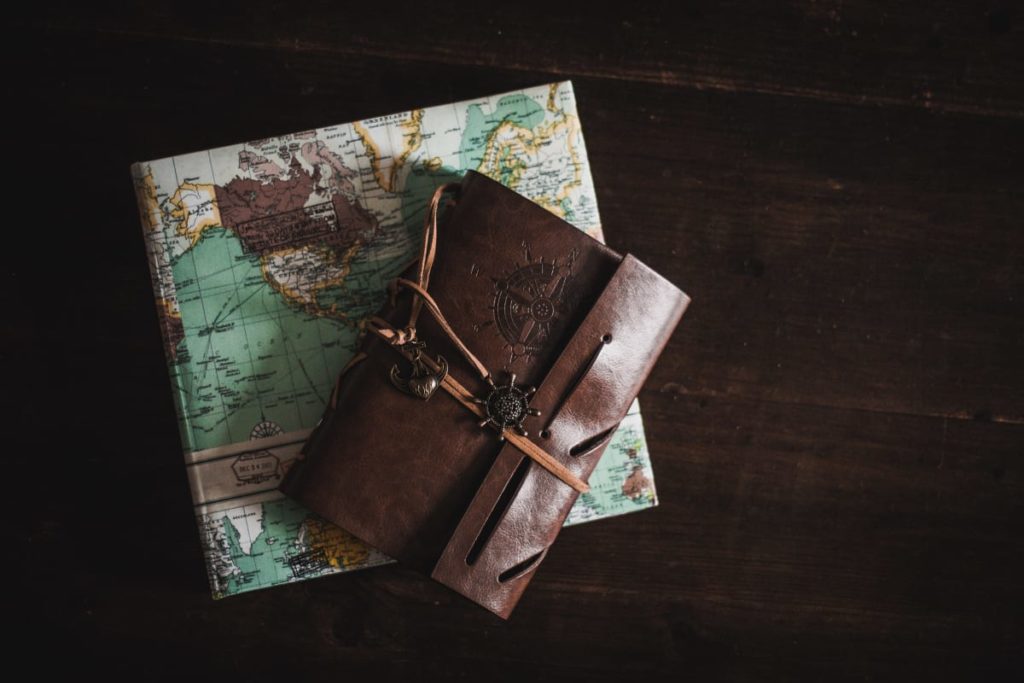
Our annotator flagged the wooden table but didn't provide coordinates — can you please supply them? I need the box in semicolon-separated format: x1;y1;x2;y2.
9;3;1022;679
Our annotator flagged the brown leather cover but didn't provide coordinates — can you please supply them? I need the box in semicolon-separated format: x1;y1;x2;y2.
278;169;690;618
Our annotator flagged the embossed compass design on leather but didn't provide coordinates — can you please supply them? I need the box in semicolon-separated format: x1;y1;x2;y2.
476;242;579;364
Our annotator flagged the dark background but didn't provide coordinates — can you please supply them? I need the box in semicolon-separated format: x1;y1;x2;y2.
8;2;1022;680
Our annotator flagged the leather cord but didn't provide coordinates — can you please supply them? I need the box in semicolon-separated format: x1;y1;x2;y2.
394;277;493;383
409;182;462;330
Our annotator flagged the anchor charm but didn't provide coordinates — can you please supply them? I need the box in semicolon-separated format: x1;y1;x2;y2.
389;340;448;401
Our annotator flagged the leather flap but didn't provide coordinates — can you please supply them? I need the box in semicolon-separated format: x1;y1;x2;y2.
430;254;690;618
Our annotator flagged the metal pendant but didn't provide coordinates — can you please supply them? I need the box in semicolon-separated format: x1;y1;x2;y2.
389;341;448;401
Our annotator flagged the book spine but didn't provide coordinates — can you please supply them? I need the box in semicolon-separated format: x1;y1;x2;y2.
129;162;227;597
128;162;198;455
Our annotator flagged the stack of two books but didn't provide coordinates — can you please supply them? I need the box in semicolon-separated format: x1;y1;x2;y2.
131;80;669;607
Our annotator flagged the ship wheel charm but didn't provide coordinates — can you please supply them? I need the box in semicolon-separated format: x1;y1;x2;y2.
389;340;448;401
473;372;542;440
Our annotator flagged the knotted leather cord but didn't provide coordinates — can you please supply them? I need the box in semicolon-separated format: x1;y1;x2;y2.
325;182;588;494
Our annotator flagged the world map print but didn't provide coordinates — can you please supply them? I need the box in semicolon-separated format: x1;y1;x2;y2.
131;81;660;598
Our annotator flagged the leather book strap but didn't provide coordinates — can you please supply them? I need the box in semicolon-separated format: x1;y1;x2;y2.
430;253;690;618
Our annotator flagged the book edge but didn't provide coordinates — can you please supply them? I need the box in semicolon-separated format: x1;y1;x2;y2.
130;161;229;598
128;79;578;168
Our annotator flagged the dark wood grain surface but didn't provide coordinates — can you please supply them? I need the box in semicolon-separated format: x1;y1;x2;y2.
8;2;1022;680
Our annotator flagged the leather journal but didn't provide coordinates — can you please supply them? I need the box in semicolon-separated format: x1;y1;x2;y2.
278;169;690;618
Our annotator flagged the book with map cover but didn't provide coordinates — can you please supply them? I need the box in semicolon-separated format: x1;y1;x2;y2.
130;80;661;599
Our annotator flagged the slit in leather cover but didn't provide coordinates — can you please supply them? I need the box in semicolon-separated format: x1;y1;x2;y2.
543;333;612;434
465;457;532;566
569;422;620;458
498;548;548;583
